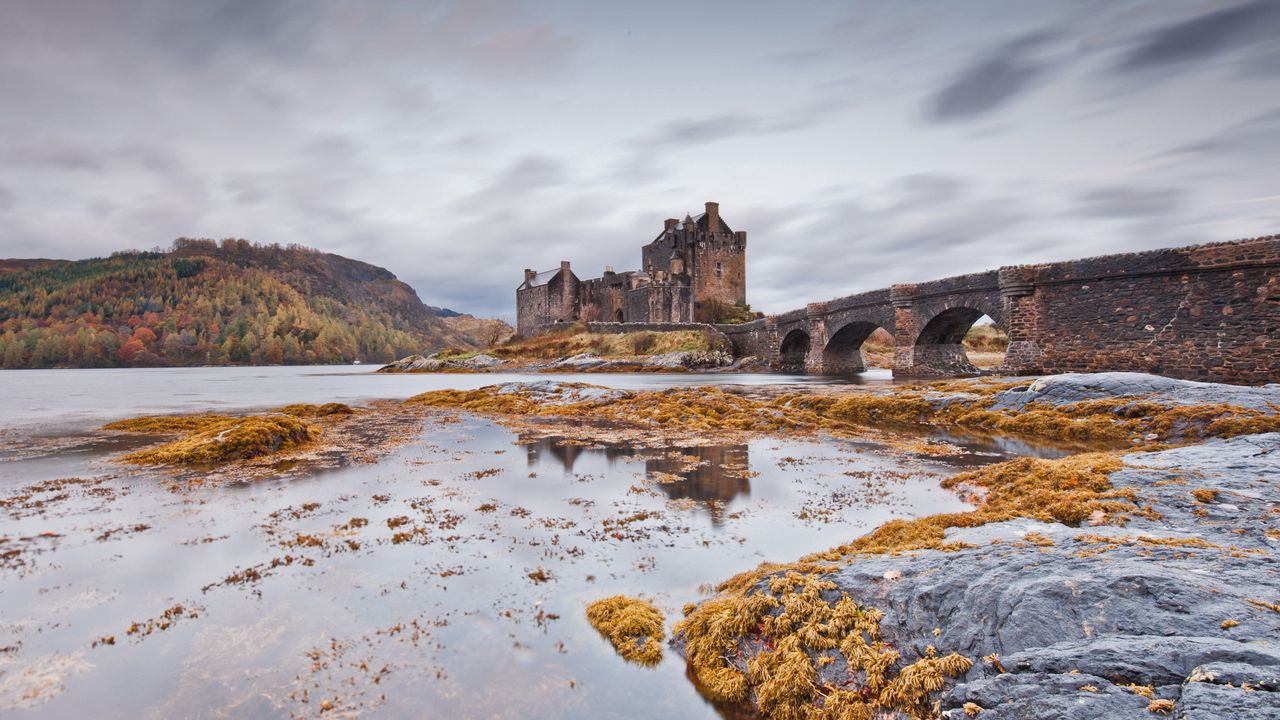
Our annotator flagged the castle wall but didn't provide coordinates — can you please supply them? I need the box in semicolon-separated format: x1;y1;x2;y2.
515;284;551;335
518;202;743;331
626;284;691;324
577;274;631;323
516;274;576;335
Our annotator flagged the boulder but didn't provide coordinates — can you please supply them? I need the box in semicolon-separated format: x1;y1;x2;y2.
991;372;1280;411
676;432;1280;719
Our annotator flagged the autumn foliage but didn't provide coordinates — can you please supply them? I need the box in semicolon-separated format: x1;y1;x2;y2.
0;238;482;368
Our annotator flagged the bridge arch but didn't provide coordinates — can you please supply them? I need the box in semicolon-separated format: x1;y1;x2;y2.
778;329;810;372
822;320;889;374
909;301;1005;376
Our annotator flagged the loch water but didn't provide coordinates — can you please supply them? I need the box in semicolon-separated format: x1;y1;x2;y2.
1;366;1038;719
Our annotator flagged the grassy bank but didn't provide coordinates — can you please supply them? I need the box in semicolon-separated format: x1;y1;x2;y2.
437;326;717;361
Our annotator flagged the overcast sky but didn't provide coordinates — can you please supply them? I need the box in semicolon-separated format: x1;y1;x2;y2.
2;1;1278;321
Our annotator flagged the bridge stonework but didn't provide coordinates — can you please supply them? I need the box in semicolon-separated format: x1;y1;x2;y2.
717;235;1280;384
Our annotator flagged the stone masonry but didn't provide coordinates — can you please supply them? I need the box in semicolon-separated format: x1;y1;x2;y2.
718;234;1280;384
516;202;747;334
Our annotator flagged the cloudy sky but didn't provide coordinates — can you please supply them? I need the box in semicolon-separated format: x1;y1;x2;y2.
2;1;1278;321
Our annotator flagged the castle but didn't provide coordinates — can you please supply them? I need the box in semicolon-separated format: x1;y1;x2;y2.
516;201;747;334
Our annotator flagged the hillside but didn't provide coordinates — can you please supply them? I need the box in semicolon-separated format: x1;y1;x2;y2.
0;238;508;368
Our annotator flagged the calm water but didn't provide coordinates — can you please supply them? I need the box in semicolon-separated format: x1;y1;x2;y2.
1;366;1013;719
0;365;890;432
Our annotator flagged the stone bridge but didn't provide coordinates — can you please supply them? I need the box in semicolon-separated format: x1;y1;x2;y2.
716;235;1280;385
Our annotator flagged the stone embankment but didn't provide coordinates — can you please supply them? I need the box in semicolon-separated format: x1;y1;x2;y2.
671;373;1280;720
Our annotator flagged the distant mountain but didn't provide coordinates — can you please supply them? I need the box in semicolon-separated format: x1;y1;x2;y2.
0;238;511;368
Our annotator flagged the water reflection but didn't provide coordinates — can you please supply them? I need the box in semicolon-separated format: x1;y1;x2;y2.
521;436;752;525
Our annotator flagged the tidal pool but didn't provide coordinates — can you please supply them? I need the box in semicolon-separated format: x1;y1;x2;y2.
0;367;1033;719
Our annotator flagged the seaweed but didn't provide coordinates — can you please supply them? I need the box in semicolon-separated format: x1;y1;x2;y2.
674;571;971;719
118;415;315;465
276;402;354;417
584;595;665;666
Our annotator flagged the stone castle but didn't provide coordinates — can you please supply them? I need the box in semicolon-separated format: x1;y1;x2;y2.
516;201;746;334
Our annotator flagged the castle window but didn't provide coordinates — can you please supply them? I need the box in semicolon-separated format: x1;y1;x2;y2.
715;261;723;278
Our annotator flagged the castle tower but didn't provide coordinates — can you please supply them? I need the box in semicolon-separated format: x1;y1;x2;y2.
688;201;747;322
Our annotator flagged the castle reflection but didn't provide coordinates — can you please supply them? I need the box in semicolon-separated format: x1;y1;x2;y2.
519;435;752;525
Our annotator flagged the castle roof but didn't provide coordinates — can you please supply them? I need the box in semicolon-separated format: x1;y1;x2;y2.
683;212;733;234
521;268;562;289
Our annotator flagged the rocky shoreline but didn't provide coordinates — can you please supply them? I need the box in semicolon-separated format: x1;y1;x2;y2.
669;373;1280;719
92;369;1280;718
378;349;755;373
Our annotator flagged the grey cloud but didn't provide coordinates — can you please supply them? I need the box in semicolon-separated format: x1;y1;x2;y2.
0;185;13;212
0;140;186;177
148;0;305;68
453;155;570;214
890;174;970;207
1115;1;1280;74
1;142;105;172
1172;107;1280;158
633;98;847;150
224;176;269;207
1074;186;1184;218
926;32;1058;123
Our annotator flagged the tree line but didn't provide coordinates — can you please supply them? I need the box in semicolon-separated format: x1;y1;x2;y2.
0;239;449;368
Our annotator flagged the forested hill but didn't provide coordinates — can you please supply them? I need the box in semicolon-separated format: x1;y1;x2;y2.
0;238;508;368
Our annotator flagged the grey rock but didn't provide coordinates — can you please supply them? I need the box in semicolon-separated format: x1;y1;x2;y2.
1177;676;1280;719
990;372;1280;412
380;353;506;371
378;354;445;372
996;636;1280;687
459;353;505;369
552;353;607;369
492;381;628;406
645;350;735;369
676;432;1280;720
1186;661;1280;691
941;672;1152;720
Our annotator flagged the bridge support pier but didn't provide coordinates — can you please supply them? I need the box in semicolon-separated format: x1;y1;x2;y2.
821;346;865;374
997;266;1043;375
761;316;780;367
803;303;828;373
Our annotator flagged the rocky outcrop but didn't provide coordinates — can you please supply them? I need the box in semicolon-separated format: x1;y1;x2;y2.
991;372;1280;412
378;353;507;372
674;430;1280;718
546;350;734;371
379;350;737;373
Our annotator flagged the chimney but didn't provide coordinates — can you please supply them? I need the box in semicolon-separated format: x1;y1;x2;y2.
524;268;536;284
735;230;747;248
560;260;571;275
664;218;678;232
704;201;720;232
604;265;615;275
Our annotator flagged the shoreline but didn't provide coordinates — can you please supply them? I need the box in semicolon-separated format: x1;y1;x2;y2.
10;369;1279;719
